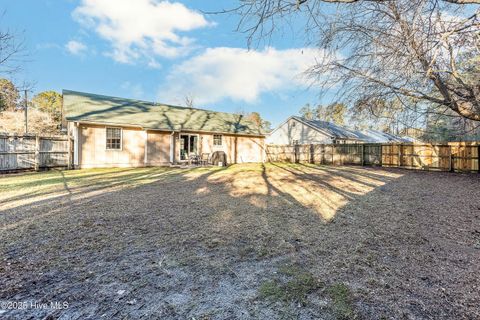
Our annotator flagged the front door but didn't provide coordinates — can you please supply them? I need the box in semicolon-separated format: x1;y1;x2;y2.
179;134;198;160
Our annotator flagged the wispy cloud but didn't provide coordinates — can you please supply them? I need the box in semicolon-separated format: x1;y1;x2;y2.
65;40;88;55
36;43;62;51
160;47;326;105
72;0;212;64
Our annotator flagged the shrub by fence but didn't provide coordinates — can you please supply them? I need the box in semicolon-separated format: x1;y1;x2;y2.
0;134;73;172
266;142;479;173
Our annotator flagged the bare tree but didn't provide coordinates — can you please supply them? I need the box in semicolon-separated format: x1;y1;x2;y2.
234;0;480;121
0;15;24;75
184;94;195;108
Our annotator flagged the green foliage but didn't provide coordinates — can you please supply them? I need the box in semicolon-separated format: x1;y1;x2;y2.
259;280;284;300
0;78;20;112
420;111;480;142
328;283;357;320
423;120;455;142
258;265;321;305
32;90;63;123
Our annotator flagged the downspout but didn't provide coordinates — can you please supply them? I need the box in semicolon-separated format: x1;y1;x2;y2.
73;122;79;168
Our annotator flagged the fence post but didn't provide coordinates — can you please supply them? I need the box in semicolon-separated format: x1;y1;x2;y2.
310;144;314;164
294;144;299;163
398;143;403;168
332;144;336;165
477;143;480;173
67;136;73;170
361;144;365;166
34;135;40;171
379;144;383;167
321;145;325;165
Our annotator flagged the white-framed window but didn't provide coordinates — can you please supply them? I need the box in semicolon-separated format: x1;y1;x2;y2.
106;127;122;150
213;134;222;146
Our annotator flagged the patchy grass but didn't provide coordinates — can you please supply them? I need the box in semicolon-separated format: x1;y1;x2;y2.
259;264;355;316
259;265;321;305
1;163;480;319
328;283;357;320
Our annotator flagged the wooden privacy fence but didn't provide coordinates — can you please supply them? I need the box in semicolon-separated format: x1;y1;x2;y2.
266;142;479;173
0;134;73;172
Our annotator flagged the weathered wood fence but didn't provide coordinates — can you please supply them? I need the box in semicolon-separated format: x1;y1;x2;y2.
266;142;479;173
0;134;73;172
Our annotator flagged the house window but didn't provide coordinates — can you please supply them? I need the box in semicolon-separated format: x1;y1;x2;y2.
213;134;222;146
106;127;122;150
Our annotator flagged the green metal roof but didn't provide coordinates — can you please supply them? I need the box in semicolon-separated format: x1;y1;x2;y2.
63;90;264;136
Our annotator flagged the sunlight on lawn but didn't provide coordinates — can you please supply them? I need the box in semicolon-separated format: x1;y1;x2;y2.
208;162;404;221
1;163;404;222
0;167;186;211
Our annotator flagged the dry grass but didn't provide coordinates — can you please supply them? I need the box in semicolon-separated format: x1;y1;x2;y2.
1;163;479;319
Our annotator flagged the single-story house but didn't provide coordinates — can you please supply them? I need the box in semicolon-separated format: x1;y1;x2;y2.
63;90;266;169
266;116;410;145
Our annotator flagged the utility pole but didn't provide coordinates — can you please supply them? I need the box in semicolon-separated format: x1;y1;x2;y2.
24;90;28;134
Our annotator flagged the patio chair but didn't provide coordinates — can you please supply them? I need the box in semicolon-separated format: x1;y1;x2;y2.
200;153;210;166
189;154;200;166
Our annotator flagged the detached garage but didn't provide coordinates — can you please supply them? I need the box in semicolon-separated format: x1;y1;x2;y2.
63;90;266;168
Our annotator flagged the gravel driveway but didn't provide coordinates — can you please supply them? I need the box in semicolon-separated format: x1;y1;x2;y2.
1;163;479;319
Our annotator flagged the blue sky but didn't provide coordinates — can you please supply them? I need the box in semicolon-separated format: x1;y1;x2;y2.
2;0;330;126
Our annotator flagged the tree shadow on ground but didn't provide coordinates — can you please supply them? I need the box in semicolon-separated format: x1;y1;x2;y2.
0;167;203;215
1;163;479;319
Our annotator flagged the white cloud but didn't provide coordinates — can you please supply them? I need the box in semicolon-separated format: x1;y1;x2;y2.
65;40;88;55
147;59;162;69
160;47;326;105
72;0;211;64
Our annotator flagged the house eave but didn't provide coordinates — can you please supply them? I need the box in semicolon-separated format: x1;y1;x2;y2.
66;119;265;138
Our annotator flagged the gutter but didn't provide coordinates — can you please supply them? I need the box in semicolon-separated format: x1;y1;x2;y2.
65;120;265;138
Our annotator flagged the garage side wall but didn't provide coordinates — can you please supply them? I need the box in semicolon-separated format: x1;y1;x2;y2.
266;118;332;145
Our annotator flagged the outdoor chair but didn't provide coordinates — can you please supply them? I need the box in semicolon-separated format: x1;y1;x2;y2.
200;153;210;166
189;154;200;166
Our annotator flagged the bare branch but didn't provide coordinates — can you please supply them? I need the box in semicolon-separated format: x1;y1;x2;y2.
233;0;480;121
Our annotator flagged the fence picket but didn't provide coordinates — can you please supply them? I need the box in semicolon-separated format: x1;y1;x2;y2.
0;134;72;172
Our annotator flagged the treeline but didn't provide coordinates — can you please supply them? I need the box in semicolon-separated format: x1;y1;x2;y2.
298;99;480;142
0;79;63;135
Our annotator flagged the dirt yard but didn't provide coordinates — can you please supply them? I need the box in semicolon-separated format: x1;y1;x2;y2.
1;163;479;319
